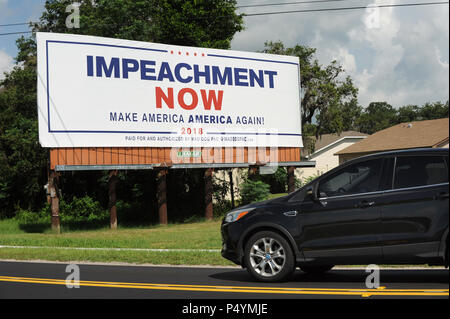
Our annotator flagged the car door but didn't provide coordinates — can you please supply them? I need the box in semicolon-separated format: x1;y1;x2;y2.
379;154;449;263
296;158;385;264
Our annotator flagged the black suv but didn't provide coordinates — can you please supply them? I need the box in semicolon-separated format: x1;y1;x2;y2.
221;148;449;282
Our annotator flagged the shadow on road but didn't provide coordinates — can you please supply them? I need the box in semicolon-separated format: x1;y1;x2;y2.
209;268;449;285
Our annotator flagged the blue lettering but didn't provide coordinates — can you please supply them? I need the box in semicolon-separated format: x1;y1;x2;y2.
88;56;280;88
174;63;193;83
96;56;120;78
234;68;248;87
212;66;233;85
193;65;211;84
264;70;277;88
158;62;175;82
249;69;264;88
122;58;139;79
87;56;94;77
140;60;156;81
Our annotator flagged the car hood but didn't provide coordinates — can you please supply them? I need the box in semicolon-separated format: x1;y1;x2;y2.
233;194;290;211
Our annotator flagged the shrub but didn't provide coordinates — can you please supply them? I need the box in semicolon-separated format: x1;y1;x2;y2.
15;196;108;231
15;205;50;225
60;195;108;223
302;174;320;186
213;200;233;218
15;203;51;232
239;180;270;205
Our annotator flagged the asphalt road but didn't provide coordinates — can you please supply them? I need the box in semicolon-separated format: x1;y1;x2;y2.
0;260;448;299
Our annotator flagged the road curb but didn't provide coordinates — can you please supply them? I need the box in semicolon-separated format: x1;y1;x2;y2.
0;259;446;270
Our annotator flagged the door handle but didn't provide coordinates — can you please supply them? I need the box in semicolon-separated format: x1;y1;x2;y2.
283;210;298;217
356;201;375;208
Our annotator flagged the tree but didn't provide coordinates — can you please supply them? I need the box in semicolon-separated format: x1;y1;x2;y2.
356;102;397;135
239;180;270;205
356;100;449;136
35;0;243;48
0;43;47;217
0;0;244;219
395;104;421;123
261;41;359;136
418;101;449;120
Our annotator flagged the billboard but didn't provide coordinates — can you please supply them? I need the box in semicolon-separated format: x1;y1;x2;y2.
37;32;302;148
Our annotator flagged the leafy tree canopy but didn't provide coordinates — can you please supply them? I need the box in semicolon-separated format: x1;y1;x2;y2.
0;0;244;219
35;0;243;48
261;41;359;137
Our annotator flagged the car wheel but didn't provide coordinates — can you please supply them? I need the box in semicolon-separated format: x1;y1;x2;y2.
300;265;334;274
244;231;295;282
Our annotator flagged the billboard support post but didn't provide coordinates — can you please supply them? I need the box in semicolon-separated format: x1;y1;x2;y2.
157;169;168;225
204;168;213;221
229;170;235;209
49;170;60;234
248;166;259;181
108;170;119;230
287;166;296;194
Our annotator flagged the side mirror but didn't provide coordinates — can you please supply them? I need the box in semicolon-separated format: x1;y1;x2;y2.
307;183;319;202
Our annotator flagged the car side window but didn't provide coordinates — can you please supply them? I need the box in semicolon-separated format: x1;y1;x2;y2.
318;159;383;197
394;156;448;189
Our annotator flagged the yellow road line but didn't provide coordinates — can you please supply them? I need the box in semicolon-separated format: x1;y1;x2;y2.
0;276;448;297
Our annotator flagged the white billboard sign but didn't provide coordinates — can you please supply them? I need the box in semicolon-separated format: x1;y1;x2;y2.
37;32;302;148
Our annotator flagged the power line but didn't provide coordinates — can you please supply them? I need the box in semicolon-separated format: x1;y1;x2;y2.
0;22;35;27
237;0;352;9
0;31;33;36
242;1;449;17
0;1;448;36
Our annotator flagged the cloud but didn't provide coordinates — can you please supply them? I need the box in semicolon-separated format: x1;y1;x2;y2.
0;0;10;18
0;50;14;81
232;0;449;108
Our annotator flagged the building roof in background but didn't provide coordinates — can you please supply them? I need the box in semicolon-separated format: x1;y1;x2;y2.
306;131;368;159
336;118;449;155
314;131;368;151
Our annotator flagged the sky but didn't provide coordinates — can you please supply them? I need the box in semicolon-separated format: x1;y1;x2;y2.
0;0;449;108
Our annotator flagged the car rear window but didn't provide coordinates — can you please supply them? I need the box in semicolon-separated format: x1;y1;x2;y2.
393;155;448;189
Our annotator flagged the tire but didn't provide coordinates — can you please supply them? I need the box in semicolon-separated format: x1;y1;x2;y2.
244;231;295;282
300;265;334;274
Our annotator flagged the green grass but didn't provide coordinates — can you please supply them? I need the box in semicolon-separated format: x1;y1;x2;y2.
0;218;235;266
268;193;288;199
2;208;442;269
0;193;287;266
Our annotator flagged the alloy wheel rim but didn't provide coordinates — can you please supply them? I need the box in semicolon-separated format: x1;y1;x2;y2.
249;237;286;277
